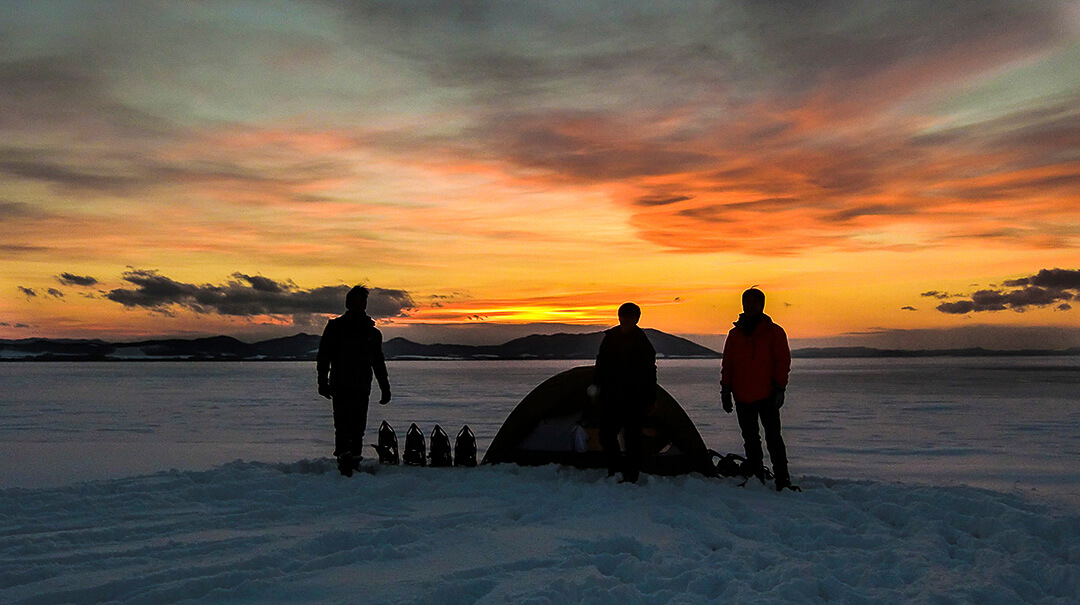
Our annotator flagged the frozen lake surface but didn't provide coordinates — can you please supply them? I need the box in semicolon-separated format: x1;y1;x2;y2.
2;358;1077;506
2;358;1079;603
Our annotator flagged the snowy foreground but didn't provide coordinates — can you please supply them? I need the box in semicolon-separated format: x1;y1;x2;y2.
2;461;1078;604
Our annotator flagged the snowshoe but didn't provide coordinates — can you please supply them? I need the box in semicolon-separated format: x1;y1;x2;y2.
371;420;400;464
709;450;747;478
454;425;477;467
429;424;453;467
738;462;773;487
403;423;427;466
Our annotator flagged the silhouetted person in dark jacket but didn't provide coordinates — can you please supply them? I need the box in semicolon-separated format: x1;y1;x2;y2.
594;302;657;484
721;288;796;491
317;286;391;464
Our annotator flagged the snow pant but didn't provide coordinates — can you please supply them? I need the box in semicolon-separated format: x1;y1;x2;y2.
599;403;647;483
735;397;789;481
332;383;371;458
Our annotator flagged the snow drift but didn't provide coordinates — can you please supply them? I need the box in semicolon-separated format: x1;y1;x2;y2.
2;460;1078;604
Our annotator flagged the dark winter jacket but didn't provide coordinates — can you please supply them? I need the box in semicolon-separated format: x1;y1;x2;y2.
317;311;389;393
594;325;657;409
720;313;791;404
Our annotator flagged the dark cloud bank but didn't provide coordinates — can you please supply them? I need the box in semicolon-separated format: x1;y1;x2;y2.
932;268;1079;314
105;270;414;321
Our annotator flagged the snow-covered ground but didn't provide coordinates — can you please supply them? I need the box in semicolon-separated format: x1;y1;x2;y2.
1;358;1078;603
2;460;1078;604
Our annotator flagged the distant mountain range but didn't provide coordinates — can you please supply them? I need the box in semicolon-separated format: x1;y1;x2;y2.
0;329;718;361
1;333;1077;362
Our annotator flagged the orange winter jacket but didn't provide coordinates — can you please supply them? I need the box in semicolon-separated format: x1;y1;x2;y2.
720;314;791;404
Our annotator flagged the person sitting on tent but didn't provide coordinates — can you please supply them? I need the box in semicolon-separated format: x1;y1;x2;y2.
720;287;797;491
594;302;657;483
317;285;392;466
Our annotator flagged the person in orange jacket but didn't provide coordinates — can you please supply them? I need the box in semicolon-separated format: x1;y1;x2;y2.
721;287;797;491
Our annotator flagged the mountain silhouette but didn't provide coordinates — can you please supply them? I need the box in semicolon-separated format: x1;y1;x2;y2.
0;329;718;361
4;333;1077;362
382;329;717;360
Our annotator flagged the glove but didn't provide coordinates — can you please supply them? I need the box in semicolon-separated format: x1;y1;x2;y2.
721;387;733;414
773;386;786;409
379;386;391;405
318;382;332;400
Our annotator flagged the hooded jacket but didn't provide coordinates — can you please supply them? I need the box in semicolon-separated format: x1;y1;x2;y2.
720;313;791;404
317;311;389;393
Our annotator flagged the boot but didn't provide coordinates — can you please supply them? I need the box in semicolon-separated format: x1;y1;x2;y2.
336;451;354;477
738;460;767;486
775;477;801;492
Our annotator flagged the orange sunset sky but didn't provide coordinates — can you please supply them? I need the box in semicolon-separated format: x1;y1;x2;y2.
2;1;1079;349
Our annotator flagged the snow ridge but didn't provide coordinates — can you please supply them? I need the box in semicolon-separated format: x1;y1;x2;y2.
2;461;1078;604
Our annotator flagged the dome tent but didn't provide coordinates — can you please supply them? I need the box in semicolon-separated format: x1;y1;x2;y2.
482;366;714;476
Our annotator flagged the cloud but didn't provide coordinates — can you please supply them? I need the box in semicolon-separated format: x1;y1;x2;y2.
1002;268;1080;290
104;270;414;321
0;56;100;130
364;288;416;318
46;288;64;298
56;272;99;287
441;89;1080;254
0;148;141;193
0;201;43;220
1;0;1078;269
634;195;693;207
795;324;1080;350
0;244;49;254
383;0;1075;254
17;286;36;298
935;268;1079;314
479;111;715;182
901;306;917;311
936;300;975;314
822;204;916;224
332;0;1064;104
920;291;962;300
381;321;609;346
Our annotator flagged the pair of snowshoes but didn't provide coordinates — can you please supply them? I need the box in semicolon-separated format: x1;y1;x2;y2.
708;450;800;492
405;423;478;467
372;421;477;468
